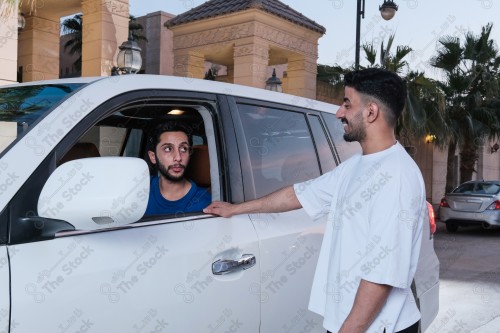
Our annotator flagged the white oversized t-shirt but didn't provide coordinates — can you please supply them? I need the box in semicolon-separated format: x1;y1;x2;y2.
294;142;425;333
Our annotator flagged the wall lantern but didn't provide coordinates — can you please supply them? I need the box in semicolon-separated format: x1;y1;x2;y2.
265;68;282;92
425;134;436;144
111;33;142;75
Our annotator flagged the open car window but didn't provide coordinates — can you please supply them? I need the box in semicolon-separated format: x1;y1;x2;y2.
7;91;222;244
57;102;219;218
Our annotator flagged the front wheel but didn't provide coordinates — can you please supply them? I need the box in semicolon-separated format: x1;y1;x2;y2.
446;221;458;233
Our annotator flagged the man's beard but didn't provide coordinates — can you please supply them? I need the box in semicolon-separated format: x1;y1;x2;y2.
157;160;186;182
343;111;366;143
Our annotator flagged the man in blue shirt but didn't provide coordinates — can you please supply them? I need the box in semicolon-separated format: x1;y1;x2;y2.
144;121;211;216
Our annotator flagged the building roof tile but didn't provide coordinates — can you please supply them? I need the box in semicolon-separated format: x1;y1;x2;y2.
165;0;326;34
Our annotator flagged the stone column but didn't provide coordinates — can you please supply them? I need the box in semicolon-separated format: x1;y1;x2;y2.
173;50;205;79
233;40;269;89
286;55;317;99
17;15;60;82
81;0;129;77
0;5;18;85
225;65;234;84
138;11;175;75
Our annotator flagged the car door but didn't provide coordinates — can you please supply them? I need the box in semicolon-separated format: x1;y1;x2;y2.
0;246;9;333
9;216;259;332
4;83;260;332
231;99;336;333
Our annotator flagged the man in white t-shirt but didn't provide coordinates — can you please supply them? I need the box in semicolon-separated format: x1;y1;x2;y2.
204;68;425;333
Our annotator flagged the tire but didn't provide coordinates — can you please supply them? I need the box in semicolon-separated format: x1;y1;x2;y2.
446;221;458;233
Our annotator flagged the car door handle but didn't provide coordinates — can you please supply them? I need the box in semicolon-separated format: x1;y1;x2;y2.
212;254;256;275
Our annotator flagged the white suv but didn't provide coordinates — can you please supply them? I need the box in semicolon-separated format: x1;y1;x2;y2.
0;75;439;332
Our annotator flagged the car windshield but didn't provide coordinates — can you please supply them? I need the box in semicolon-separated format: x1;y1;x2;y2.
453;183;500;195
0;83;84;155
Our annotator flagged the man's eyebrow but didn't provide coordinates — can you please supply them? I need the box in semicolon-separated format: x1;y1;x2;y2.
343;97;351;103
160;141;189;146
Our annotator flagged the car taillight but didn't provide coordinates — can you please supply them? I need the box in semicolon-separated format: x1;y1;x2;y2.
427;201;437;236
486;200;500;210
439;197;449;208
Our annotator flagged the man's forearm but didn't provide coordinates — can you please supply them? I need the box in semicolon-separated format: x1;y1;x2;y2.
233;185;302;215
339;279;392;333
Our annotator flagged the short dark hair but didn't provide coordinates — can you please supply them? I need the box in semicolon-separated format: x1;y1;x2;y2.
147;121;193;152
344;68;407;127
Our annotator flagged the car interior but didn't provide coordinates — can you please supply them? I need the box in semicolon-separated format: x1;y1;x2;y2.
56;100;215;219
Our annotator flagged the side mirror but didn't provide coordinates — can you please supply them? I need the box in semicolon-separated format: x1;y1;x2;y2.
38;157;149;230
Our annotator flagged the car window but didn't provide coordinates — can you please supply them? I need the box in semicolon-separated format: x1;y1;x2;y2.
474;183;500;195
237;104;320;198
453;183;475;194
308;114;337;173
322;112;361;162
8;97;220;243
0;83;85;155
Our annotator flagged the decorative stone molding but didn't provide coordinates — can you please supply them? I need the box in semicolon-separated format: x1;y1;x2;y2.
25;16;60;34
173;21;317;57
233;43;269;59
253;22;317;57
82;0;129;18
288;58;317;74
175;54;205;68
173;22;255;49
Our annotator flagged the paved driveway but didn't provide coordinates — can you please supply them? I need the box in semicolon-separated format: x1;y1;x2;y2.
427;221;500;332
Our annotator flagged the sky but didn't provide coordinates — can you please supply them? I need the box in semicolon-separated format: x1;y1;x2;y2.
129;0;499;80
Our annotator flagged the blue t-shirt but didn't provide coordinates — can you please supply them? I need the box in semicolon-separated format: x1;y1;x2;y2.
144;176;212;216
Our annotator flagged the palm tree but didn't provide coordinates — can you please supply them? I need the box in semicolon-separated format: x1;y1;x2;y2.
129;15;148;43
1;0;36;15
431;23;500;190
61;14;83;73
362;34;446;144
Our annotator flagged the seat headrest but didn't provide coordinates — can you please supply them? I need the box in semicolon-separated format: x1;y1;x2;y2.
185;145;211;188
59;142;101;165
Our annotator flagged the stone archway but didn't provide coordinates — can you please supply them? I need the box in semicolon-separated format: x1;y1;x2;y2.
166;0;325;99
13;0;129;82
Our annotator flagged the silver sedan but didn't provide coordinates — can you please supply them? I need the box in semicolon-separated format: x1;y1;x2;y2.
439;181;500;232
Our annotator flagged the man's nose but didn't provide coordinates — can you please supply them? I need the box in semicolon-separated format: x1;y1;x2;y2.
336;107;345;119
173;148;182;161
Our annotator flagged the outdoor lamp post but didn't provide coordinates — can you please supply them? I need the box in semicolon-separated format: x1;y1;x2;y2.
112;32;142;75
265;68;283;92
355;0;398;70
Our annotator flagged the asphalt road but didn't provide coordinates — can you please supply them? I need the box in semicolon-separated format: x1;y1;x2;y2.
426;220;500;333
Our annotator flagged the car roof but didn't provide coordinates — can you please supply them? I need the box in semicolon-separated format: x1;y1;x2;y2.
460;180;500;184
2;75;339;115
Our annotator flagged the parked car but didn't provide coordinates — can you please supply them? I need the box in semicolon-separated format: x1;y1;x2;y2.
439;180;500;232
0;75;439;332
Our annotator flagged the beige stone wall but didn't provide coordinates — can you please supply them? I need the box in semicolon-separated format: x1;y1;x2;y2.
315;80;343;105
432;147;449;204
476;143;500;180
409;138;435;201
0;5;19;85
18;15;60;82
81;0;129;76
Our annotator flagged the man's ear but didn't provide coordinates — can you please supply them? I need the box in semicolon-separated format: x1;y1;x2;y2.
366;102;380;124
148;150;157;165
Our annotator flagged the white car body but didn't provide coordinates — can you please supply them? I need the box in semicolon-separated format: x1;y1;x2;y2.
0;75;439;332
